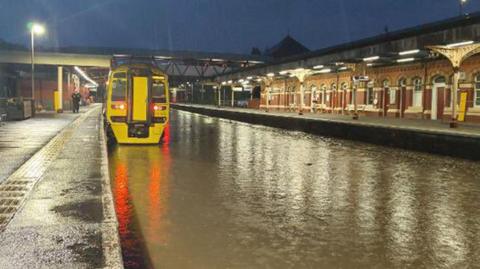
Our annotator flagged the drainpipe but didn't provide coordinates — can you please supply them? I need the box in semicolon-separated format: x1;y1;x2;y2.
451;69;459;128
383;85;387;117
333;71;340;114
399;85;404;118
265;85;269;112
423;62;428;119
352;82;359;120
310;86;315;113
284;78;287;111
299;80;304;115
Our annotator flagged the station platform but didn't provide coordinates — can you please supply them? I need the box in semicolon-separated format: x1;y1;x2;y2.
172;103;480;160
0;104;123;268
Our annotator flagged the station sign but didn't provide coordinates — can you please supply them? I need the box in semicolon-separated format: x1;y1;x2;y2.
352;75;369;82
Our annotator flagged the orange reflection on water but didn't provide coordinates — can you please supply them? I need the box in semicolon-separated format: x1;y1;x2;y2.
147;132;172;245
113;163;131;238
162;123;171;145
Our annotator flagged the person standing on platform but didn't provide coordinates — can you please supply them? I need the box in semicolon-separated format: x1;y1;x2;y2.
72;89;81;113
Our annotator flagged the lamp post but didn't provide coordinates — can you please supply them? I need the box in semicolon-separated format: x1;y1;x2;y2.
29;23;45;109
459;0;467;15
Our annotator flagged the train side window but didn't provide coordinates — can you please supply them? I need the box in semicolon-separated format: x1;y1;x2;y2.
111;73;127;101
152;80;166;103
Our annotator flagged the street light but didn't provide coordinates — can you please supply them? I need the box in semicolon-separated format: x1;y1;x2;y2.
459;0;468;15
29;22;45;109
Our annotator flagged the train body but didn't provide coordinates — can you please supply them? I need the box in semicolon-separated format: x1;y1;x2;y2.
105;62;169;144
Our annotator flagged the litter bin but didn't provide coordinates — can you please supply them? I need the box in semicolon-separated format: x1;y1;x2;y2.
5;98;33;120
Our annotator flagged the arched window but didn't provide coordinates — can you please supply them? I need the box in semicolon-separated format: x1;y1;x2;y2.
383;79;395;104
475;74;480;107
331;83;337;91
367;81;374;105
310;85;318;100
434;76;446;84
341;82;348;91
398;78;407;87
412;77;423;107
320;84;326;104
327;83;335;103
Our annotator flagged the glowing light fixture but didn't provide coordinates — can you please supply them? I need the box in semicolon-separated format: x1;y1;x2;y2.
74;66;98;86
267;73;275;77
30;23;45;35
398;49;420;56
363;56;380;62
313;65;324;69
445;40;474;48
318;68;331;73
397;58;415;63
279;70;289;75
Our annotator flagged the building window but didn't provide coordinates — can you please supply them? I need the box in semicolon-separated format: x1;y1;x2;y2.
152;79;167;103
311;85;318;102
413;77;422;107
111;72;127;101
321;85;326;104
475;75;480;107
327;83;335;103
383;80;395;104
367;81;374;105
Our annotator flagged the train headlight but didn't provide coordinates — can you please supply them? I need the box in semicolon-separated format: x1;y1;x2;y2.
153;105;159;111
111;103;127;110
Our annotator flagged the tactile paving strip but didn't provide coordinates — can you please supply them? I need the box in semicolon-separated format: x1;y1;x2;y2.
0;109;96;232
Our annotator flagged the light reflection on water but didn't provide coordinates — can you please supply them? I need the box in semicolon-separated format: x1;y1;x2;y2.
109;110;480;268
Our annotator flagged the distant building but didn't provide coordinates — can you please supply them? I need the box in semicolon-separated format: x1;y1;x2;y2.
264;35;310;59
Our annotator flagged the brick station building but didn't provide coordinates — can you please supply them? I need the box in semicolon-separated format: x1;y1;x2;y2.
217;13;480;124
265;55;480;123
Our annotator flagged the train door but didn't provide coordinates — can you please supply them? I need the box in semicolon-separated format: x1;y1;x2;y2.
132;76;148;121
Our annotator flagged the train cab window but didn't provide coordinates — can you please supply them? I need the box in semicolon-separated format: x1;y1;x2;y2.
111;72;127;101
152;79;167;103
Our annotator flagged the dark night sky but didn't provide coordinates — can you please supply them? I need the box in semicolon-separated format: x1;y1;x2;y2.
1;0;479;54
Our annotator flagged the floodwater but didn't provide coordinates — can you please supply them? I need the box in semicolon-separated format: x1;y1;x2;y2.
109;110;480;269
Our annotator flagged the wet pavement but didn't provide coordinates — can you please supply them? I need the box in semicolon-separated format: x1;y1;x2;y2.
0;111;80;184
0;105;122;268
109;109;480;268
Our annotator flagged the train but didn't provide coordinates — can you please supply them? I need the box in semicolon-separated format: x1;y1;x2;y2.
105;57;169;144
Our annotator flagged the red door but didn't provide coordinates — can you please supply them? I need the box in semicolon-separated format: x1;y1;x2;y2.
384;89;389;116
437;87;444;120
400;87;407;117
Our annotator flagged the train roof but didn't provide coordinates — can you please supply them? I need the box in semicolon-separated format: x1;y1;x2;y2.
111;63;168;78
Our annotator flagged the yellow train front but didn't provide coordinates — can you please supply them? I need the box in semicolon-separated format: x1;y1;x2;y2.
106;64;169;144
